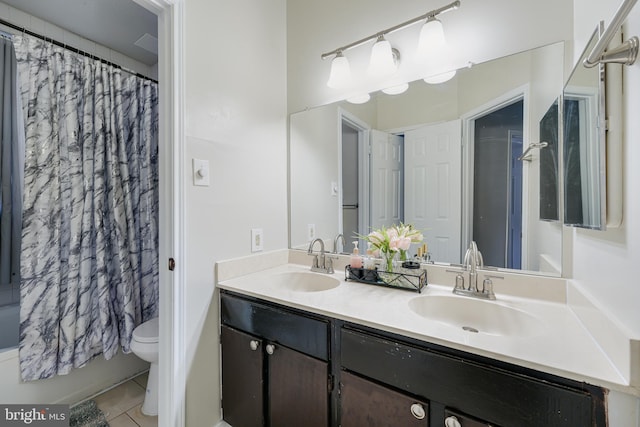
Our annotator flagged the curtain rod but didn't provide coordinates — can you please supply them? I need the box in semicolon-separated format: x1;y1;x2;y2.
0;17;158;84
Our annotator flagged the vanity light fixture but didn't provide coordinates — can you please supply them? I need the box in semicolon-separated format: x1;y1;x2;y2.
327;51;351;89
321;0;460;87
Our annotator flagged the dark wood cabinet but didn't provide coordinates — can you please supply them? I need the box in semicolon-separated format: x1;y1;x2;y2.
220;290;607;427
268;342;328;427
220;325;263;427
340;325;605;426
340;370;429;427
220;292;330;427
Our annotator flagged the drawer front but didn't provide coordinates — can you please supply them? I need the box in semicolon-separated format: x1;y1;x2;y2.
444;409;497;427
221;292;329;360
340;371;429;427
341;327;593;427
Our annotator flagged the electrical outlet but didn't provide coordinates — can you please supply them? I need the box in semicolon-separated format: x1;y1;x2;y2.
307;224;316;241
251;228;263;252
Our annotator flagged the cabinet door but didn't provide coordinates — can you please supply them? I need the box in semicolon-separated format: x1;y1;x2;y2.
340;371;429;427
268;343;329;427
221;325;264;427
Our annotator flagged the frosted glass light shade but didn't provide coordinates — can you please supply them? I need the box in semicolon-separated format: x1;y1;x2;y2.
424;69;456;84
368;37;397;77
417;18;446;58
347;93;371;104
327;53;351;89
382;83;409;95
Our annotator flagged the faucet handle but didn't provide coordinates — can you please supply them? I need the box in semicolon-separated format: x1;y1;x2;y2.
325;256;336;274
481;274;502;299
455;273;465;290
446;269;467;291
308;252;320;268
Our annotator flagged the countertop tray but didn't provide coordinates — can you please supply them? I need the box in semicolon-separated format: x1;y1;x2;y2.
345;265;427;293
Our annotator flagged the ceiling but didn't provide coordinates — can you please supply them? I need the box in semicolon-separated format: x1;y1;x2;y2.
3;0;158;65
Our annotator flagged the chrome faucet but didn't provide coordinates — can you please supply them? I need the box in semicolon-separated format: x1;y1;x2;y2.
449;241;496;300
308;238;335;274
333;233;345;254
463;241;483;292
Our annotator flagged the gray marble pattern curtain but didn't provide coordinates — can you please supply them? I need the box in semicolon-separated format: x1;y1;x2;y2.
14;34;159;381
0;36;25;290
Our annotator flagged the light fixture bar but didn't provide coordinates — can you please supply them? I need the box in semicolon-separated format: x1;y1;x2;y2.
320;0;460;60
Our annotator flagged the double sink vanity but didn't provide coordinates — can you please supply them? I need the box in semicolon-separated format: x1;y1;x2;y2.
216;250;636;426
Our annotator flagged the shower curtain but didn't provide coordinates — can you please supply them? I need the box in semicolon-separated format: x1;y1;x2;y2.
0;36;24;290
13;34;159;381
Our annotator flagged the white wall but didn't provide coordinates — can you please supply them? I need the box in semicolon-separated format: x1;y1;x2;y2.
183;0;288;425
573;0;640;338
572;0;640;338
571;0;640;421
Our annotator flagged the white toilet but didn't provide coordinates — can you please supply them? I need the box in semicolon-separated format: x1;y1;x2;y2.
130;317;159;416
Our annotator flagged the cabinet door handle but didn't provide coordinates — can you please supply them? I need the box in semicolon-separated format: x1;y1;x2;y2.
249;340;260;351
444;416;461;427
266;344;276;355
410;403;426;420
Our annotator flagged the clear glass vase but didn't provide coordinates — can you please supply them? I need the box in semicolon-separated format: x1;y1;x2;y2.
381;251;396;272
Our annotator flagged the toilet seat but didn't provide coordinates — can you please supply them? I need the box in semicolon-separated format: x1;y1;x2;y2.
133;317;159;343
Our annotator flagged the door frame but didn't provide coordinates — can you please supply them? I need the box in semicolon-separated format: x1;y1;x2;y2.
132;1;186;426
338;108;370;242
507;129;523;268
460;85;529;264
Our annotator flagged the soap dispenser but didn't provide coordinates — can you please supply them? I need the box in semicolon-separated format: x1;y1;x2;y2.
363;243;376;270
350;241;363;268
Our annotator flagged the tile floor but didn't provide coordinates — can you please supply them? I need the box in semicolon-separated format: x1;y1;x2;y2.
93;371;158;427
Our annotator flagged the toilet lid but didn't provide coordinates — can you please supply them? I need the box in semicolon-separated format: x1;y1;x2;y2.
133;317;159;343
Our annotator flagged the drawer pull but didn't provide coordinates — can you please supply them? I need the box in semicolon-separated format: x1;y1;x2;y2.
444;416;461;427
249;340;260;351
410;403;426;420
266;344;276;355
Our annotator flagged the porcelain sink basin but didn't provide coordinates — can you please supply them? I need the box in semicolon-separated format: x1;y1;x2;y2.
408;295;542;337
272;271;340;292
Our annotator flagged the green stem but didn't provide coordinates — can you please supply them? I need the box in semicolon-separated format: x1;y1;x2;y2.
385;252;394;272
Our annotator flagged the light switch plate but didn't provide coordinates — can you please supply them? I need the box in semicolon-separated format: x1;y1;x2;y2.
331;181;338;196
193;158;210;186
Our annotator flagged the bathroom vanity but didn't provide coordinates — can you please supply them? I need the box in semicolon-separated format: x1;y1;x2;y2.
217;257;617;427
220;290;605;426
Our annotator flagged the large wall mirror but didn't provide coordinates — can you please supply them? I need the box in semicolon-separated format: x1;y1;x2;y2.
562;25;606;230
290;42;565;276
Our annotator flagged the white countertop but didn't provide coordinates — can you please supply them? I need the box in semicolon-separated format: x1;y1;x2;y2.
216;252;636;393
